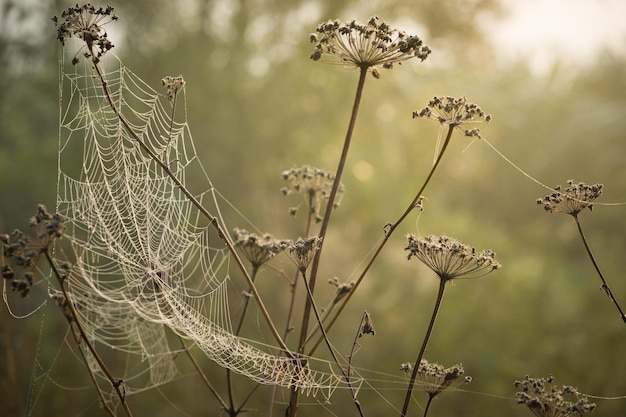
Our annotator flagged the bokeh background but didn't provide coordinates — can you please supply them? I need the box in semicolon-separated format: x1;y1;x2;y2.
1;0;626;416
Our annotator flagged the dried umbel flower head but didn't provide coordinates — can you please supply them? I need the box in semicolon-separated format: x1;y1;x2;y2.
281;166;344;222
515;375;596;417
281;236;322;273
232;228;286;268
536;180;603;217
52;3;118;64
328;276;355;305
162;75;186;103
405;234;501;282
413;359;469;397
1;205;65;297
412;96;491;138
310;17;431;78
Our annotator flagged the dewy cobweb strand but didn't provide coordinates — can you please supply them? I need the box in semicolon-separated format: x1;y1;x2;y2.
54;39;352;401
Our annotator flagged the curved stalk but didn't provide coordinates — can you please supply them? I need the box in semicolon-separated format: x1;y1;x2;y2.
574;215;626;324
46;251;134;417
297;66;369;355
308;125;455;356
400;278;447;417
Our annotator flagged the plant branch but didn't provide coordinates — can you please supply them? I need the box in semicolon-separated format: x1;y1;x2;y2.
308;125;455;356
574;215;626;324
400;278;447;417
46;251;134;417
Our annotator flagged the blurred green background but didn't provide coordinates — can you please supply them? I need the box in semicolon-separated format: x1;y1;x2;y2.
1;0;626;416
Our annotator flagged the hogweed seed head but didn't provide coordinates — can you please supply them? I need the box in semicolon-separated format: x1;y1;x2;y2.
413;359;469;397
412;96;491;138
536;180;603;217
1;205;65;298
161;75;185;103
514;375;596;417
232;228;287;268
281;165;344;222
282;236;322;273
53;4;117;64
405;234;501;282
310;17;431;78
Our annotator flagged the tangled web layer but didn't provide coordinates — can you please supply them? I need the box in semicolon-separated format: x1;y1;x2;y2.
54;42;350;401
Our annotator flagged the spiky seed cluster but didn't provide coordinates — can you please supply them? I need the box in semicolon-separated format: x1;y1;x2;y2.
281;236;322;273
1;205;66;297
405;234;501;281
52;3;118;65
161;75;186;103
310;16;431;78
412;96;491;138
515;375;596;417
358;311;376;337
328;276;355;305
536;180;603;217
232;228;286;268
281;166;344;222
413;359;469;397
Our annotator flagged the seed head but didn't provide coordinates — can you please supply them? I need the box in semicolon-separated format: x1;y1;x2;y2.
405;234;501;282
412;96;491;138
413;359;469;397
52;4;117;64
232;228;286;268
161;75;185;103
282;236;322;273
536;180;603;217
310;17;431;78
514;375;596;417
281;166;344;222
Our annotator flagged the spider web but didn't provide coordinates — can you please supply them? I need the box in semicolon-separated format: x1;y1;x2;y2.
53;41;351;403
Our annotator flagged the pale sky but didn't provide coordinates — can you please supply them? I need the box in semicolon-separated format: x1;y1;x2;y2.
486;0;626;74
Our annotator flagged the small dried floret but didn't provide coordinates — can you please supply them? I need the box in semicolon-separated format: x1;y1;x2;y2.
53;4;117;64
358;311;375;337
281;166;344;221
232;228;286;268
328;277;355;304
0;205;66;299
412;96;491;138
414;359;467;397
515;375;596;417
282;236;322;273
405;234;501;281
310;16;431;78
161;75;186;103
536;180;603;217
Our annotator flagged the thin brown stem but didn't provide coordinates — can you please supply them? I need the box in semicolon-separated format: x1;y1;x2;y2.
400;278;447;417
88;51;291;355
297;67;368;354
308;125;455;356
422;395;435;417
574;215;626;324
67;325;116;416
46;251;134;417
178;336;229;411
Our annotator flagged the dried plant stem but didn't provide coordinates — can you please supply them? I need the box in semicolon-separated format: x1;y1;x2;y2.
298;67;368;350
309;125;455;356
400;278;447;417
68;325;116;416
287;270;364;417
422;395;435;417
574;215;626;324
178;336;230;411
46;251;134;417
87;51;290;356
267;198;316;417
